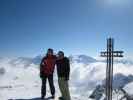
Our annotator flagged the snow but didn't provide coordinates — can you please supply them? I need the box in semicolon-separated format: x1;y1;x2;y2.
0;55;133;100
124;82;133;95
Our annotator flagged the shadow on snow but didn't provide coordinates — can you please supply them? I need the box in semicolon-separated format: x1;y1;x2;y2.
8;97;53;100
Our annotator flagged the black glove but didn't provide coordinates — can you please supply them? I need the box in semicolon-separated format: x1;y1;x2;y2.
40;72;43;78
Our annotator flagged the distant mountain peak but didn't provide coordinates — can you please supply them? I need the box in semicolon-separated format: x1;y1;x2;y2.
69;54;97;64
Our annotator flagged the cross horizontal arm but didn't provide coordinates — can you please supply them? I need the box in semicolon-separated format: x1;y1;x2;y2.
100;51;124;57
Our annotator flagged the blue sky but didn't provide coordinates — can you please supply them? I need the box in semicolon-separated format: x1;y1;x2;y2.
0;0;133;57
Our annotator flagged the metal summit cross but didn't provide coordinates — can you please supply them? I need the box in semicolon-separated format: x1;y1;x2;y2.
100;38;124;100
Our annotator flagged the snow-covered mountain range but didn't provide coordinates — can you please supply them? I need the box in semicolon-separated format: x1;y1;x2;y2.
0;54;133;100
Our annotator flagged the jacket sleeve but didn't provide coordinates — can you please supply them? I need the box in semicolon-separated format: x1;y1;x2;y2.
64;58;70;80
40;57;45;73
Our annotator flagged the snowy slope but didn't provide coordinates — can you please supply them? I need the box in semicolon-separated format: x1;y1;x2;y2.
0;58;40;100
124;82;133;96
0;55;133;100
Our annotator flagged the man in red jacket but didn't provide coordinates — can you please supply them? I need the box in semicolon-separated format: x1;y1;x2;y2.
40;48;56;99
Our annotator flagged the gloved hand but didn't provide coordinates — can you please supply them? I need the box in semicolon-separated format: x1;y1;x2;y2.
40;72;43;78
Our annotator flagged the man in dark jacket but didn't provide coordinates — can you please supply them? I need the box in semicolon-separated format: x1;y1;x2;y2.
40;48;56;99
56;51;71;100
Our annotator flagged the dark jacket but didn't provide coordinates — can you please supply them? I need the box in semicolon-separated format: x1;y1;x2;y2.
56;57;70;80
40;55;56;76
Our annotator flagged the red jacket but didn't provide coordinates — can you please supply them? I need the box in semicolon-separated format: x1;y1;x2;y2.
40;55;56;76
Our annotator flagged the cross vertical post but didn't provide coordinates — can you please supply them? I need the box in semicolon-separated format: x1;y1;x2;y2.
100;38;124;100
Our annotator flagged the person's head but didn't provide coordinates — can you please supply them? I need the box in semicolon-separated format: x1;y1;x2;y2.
57;51;64;59
47;48;54;56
